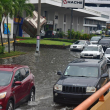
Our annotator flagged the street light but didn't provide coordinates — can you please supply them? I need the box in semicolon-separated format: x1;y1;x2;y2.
35;0;41;56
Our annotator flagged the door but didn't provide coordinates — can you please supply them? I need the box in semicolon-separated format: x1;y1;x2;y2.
12;70;23;104
20;68;31;98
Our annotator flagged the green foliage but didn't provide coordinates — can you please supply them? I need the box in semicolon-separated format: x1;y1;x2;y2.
0;46;5;54
16;36;32;39
57;31;65;38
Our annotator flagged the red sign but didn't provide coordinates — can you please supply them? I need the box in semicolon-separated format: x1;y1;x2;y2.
63;0;67;4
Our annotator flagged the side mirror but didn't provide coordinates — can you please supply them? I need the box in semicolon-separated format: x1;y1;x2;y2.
14;81;22;86
57;72;62;75
101;73;109;78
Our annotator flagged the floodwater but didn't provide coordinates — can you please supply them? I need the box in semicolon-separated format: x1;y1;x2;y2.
1;45;81;110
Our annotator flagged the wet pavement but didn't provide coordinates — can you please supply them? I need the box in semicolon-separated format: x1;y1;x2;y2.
1;45;81;110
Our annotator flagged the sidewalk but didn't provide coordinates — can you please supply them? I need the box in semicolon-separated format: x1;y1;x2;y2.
0;38;19;45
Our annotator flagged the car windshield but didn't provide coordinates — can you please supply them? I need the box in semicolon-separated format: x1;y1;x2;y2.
91;37;100;41
0;71;13;86
105;49;110;54
74;41;85;45
64;66;98;78
83;46;98;51
99;40;110;44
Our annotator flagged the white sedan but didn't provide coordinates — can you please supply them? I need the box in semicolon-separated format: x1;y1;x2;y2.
80;45;104;59
70;40;91;51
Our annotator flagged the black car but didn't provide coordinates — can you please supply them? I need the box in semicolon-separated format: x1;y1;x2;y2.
98;39;110;51
53;58;108;104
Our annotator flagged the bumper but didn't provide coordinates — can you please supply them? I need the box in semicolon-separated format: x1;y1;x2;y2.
70;48;83;51
53;91;92;104
81;55;98;58
0;102;6;110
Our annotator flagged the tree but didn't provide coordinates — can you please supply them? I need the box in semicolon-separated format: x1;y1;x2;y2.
13;0;35;51
0;0;15;53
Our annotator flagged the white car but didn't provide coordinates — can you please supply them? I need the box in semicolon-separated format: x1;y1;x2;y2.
95;30;102;35
104;48;110;64
80;45;104;59
70;40;91;51
90;36;101;44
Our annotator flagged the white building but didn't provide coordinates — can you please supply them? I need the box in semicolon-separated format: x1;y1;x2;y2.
16;0;109;35
85;0;110;22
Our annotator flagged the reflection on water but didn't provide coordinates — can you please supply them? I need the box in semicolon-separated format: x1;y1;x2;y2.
0;46;80;110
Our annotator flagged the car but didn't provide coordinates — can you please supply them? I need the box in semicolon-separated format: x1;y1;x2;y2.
70;40;91;51
80;45;104;59
98;39;110;51
90;36;102;44
90;30;95;34
104;48;110;64
40;30;45;39
53;58;108;104
45;30;57;38
0;65;35;110
95;30;102;35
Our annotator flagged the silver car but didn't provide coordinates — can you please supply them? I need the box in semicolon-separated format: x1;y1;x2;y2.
104;48;110;64
70;40;91;51
90;36;101;44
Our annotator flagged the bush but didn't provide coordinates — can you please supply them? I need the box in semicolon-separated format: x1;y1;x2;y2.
0;46;5;54
56;31;65;38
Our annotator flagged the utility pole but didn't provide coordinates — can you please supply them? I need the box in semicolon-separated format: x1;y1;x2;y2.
70;9;73;40
35;0;41;56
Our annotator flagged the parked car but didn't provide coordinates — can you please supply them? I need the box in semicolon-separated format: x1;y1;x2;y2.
104;48;110;64
80;45;104;59
90;30;95;34
45;30;57;38
0;65;35;110
90;36;102;44
95;30;102;35
98;39;110;51
70;40;91;51
53;58;108;104
40;30;45;39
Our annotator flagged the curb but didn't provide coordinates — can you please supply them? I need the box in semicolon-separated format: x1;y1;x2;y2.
14;43;70;49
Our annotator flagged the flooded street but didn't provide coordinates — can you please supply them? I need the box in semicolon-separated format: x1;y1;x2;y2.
1;46;81;110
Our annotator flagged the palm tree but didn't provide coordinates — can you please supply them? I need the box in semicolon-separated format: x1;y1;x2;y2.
13;0;34;51
0;0;15;53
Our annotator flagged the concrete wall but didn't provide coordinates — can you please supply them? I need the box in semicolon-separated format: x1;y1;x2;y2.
1;15;13;39
91;92;110;110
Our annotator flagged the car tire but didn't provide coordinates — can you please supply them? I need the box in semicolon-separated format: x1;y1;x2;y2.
6;100;14;110
97;55;101;59
29;89;35;101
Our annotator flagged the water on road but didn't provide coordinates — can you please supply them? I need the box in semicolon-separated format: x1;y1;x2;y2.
1;46;81;110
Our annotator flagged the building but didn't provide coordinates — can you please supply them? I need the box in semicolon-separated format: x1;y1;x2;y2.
14;0;109;37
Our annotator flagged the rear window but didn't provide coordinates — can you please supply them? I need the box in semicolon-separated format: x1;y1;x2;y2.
0;71;13;86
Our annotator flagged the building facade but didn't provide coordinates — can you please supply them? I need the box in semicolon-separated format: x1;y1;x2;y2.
14;0;109;37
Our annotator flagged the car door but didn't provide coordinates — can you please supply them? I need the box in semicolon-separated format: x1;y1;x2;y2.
12;70;23;104
20;68;31;98
100;63;108;87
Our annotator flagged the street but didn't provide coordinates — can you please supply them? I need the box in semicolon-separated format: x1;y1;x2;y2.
0;46;80;110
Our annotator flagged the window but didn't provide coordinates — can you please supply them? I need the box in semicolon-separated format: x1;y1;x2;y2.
64;14;66;22
25;68;30;77
20;68;26;80
14;70;22;82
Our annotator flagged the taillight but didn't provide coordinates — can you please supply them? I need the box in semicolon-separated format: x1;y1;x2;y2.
52;32;54;35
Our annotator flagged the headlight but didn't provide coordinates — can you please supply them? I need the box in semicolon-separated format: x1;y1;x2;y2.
86;87;96;92
0;92;7;99
78;46;83;48
54;84;62;91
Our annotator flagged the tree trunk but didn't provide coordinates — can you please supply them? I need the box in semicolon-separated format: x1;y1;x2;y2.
7;15;10;53
0;15;4;47
14;16;20;51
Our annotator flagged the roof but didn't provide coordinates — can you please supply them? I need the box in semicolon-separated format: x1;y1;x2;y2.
88;45;99;47
0;65;28;72
69;59;101;67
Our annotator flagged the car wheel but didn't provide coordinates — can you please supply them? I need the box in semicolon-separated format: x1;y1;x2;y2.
29;89;35;101
97;55;100;59
6;100;14;110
